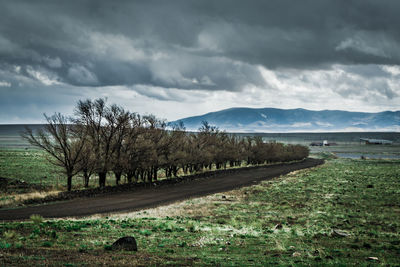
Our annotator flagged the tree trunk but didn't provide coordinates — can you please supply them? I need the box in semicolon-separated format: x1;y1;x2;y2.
115;171;122;185
67;175;72;191
98;172;107;188
83;171;90;188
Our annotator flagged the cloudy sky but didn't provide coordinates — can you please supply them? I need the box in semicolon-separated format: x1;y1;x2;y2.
1;0;400;123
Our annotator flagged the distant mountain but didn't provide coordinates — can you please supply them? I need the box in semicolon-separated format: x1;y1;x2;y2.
170;108;400;132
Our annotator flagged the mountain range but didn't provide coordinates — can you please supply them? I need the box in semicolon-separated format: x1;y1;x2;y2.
170;108;400;132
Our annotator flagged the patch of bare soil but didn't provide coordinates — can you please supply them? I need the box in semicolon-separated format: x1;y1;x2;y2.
0;158;323;221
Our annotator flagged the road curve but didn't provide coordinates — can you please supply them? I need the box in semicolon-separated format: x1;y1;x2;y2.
0;158;323;221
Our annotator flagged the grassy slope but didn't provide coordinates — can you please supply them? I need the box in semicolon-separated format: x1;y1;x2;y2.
1;159;399;266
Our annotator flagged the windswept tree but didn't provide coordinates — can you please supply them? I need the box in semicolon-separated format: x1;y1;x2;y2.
77;140;97;188
74;98;130;188
164;122;187;178
109;107;131;185
196;121;219;170
142;115;169;182
120;113;145;183
22;113;87;191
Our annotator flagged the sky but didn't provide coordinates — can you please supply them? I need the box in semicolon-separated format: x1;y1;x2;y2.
1;0;400;124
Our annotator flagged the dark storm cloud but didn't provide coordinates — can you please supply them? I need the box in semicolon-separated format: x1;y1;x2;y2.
1;0;400;91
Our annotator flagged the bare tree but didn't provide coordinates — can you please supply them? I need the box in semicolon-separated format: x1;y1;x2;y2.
142;115;169;182
120;113;144;183
77;140;96;188
164;122;187;178
74;99;133;187
110;107;131;185
23;100;310;192
22;113;87;191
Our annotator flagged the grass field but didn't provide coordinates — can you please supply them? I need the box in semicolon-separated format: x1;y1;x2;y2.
0;149;124;193
1;158;399;266
0;149;63;189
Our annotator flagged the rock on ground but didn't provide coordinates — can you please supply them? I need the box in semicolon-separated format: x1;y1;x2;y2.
112;236;138;251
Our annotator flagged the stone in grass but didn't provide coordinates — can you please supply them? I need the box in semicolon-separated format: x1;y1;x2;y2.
332;229;350;237
292;252;301;257
112;236;138;251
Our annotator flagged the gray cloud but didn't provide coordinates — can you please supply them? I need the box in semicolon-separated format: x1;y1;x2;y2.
43;56;62;69
0;67;85;123
67;64;98;86
0;0;399;123
1;0;400;90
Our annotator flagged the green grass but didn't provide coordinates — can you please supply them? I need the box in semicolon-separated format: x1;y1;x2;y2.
0;149;116;192
0;149;63;189
1;158;399;266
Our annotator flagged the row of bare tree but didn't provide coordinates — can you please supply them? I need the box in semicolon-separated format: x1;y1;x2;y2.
23;99;309;191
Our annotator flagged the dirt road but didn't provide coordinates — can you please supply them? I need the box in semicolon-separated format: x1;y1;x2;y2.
0;158;323;221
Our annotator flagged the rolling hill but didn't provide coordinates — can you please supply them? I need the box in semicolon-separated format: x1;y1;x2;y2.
170;108;400;132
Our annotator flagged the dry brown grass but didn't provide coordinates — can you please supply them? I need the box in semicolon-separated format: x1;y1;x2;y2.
0;190;61;207
82;190;245;221
101;169;311;220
